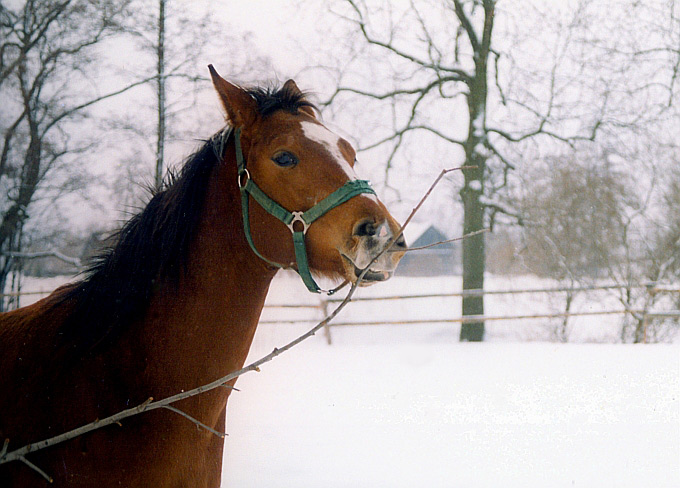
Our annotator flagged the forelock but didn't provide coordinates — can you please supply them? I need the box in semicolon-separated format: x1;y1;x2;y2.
246;84;317;118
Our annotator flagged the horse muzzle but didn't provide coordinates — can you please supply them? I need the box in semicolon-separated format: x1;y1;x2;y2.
340;219;406;286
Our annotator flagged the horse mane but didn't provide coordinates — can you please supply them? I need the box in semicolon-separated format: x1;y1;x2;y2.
55;82;316;354
56;131;228;353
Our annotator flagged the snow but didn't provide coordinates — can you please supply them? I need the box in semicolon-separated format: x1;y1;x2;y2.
472;112;486;139
473;142;491;157
469;179;482;192
222;342;678;488
222;273;680;488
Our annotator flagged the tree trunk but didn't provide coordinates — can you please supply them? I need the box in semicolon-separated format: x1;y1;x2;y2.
0;109;42;311
560;290;574;342
155;0;166;189
458;1;493;341
460;184;486;341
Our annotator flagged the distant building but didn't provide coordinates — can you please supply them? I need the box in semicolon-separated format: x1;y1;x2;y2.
396;224;459;276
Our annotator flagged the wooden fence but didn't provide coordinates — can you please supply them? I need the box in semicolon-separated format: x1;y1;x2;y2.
261;283;680;344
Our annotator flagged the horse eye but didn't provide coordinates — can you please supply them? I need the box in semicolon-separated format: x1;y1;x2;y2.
272;151;298;167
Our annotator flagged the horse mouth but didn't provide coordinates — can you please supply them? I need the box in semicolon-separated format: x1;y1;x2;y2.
341;255;393;285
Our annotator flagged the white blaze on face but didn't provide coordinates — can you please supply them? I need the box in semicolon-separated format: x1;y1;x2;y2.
300;121;357;180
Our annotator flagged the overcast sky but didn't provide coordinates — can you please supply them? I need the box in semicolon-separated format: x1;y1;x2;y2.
213;0;326;75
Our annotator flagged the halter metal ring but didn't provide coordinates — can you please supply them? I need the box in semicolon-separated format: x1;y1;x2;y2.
238;169;250;189
287;211;309;234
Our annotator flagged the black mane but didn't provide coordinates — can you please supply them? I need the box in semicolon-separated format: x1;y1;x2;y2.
56;82;314;353
246;84;316;117
57;131;227;352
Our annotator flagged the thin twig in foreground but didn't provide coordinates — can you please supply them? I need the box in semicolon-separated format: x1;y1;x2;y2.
394;228;490;253
18;456;53;483
162;406;227;438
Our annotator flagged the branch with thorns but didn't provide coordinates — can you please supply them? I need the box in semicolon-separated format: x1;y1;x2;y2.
0;166;488;482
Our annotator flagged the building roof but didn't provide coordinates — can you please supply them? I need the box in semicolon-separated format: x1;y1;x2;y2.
410;225;455;249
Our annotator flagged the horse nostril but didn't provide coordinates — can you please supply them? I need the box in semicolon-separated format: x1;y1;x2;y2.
354;219;376;237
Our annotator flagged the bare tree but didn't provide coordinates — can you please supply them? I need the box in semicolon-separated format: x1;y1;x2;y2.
313;0;680;341
128;0;209;189
109;1;273;206
0;0;152;310
620;159;680;343
320;0;612;340
516;135;680;343
0;1;272;306
517;146;640;341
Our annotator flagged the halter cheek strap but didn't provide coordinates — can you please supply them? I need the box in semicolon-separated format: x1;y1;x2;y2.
233;127;376;294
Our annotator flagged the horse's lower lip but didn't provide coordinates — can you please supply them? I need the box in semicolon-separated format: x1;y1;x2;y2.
357;268;392;282
341;255;392;282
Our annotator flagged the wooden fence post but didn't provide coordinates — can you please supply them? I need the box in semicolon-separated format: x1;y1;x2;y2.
321;300;332;345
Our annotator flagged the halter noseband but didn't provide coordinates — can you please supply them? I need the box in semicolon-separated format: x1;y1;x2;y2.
233;127;376;294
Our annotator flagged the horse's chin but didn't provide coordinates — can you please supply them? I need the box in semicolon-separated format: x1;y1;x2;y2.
340;254;394;286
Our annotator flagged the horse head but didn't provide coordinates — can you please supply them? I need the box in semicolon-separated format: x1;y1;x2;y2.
209;66;406;290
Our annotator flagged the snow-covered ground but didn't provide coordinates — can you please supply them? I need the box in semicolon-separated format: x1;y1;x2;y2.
222;273;680;488
3;275;77;308
6;274;680;487
222;341;678;488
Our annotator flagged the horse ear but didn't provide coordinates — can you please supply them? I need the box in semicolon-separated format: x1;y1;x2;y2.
208;65;258;127
282;79;302;95
283;79;316;118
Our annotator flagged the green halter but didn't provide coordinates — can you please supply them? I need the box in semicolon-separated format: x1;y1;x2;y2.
233;127;376;294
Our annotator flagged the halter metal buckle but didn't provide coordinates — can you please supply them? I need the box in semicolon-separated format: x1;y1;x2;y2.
237;169;250;189
287;211;309;234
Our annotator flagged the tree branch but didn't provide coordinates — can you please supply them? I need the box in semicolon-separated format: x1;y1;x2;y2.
480;0;495;59
345;0;471;81
452;0;480;53
18;456;53;484
322;75;465;107
486;125;596;148
161;406;227;439
44;75;158;133
0;108;28;179
395;228;489;252
0;1;69;85
361;124;466;151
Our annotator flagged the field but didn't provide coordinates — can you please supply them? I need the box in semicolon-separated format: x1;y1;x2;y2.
222;273;680;488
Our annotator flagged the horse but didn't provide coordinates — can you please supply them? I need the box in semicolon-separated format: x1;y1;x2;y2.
0;66;406;487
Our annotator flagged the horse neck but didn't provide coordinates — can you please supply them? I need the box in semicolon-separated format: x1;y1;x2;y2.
135;138;277;393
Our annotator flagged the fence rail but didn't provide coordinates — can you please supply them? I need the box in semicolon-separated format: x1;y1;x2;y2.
0;290;59;297
325;283;674;302
328;309;649;327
